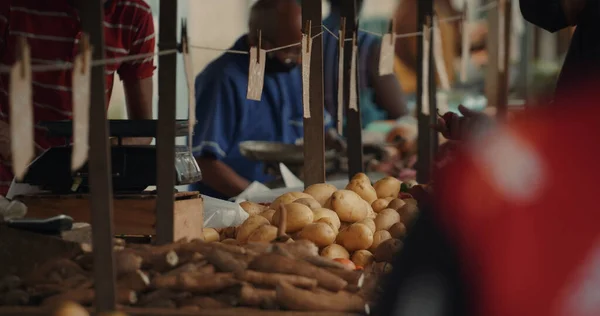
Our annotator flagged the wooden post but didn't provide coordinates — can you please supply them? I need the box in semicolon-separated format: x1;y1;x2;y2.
341;0;363;179
301;0;326;187
156;0;178;245
77;0;116;311
416;0;436;184
496;0;511;120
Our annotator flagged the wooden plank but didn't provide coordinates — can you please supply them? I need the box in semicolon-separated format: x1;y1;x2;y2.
156;0;178;244
301;0;326;187
416;0;436;184
496;0;512;120
0;307;360;316
17;194;204;239
485;0;500;112
341;0;363;179
76;0;117;311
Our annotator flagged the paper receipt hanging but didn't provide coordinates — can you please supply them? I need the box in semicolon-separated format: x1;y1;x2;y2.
71;47;92;171
10;39;34;180
378;33;395;76
433;18;451;91
247;47;267;101
349;36;358;112
421;25;431;115
301;33;313;119
337;30;345;134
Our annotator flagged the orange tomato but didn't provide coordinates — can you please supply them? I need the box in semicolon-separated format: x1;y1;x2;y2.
333;258;356;270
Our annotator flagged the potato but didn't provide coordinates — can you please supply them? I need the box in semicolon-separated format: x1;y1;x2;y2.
293;197;321;210
389;222;407;239
387;198;406;211
236;215;270;243
259;209;276;224
358;218;376;233
316;217;339;234
370;230;392;252
404;198;418;206
247;225;278;243
336;223;374;252
371;199;390;213
221;238;239;245
202;228;220;242
384;197;395;202
374;238;403;263
339;222;350;232
320;244;350;260
219;227;237;240
351;172;371;184
303;183;337;206
239;201;266;216
345;179;378;204
351;250;375;268
312;208;341;230
297;222;336;248
373;177;402;199
374;208;401;231
364;200;376;219
398;203;419;227
327;190;368;223
271;192;313;211
272;203;314;233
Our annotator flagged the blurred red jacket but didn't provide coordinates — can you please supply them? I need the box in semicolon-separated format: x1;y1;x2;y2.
435;93;600;316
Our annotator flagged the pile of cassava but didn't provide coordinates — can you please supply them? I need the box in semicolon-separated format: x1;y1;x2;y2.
229;173;418;270
0;233;387;314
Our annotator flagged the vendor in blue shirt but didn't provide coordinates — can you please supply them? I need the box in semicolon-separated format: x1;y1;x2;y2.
323;0;408;128
191;0;332;199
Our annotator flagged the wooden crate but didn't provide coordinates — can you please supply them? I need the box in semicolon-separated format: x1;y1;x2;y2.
14;191;204;241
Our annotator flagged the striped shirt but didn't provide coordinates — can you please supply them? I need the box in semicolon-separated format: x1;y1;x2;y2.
0;0;156;194
322;11;381;125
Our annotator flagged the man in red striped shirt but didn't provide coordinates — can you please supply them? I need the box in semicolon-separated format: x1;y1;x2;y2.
0;0;156;195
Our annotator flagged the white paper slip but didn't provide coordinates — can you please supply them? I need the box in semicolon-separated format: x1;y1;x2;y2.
71;43;92;171
183;40;196;150
349;36;358;112
247;47;267;101
337;30;344;134
301;33;313;119
433;18;451;91
378;33;395;76
279;163;304;188
10;39;34;181
421;25;431;115
460;7;471;83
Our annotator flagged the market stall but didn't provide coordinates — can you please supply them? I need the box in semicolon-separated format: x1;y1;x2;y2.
0;0;516;315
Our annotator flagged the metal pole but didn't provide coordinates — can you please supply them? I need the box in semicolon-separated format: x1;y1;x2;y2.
155;0;178;245
416;0;436;184
77;0;116;311
302;0;326;187
341;0;363;179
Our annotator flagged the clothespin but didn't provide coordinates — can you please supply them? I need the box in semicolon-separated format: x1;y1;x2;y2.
424;16;432;41
304;20;312;53
389;18;396;45
339;17;346;47
78;34;90;74
257;29;262;63
15;37;29;79
181;18;189;54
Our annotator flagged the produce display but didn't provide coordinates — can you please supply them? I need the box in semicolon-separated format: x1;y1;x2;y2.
0;173;418;315
236;173;419;270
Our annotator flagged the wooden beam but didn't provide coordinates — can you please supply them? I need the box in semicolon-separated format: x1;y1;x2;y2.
156;0;178;244
76;0;117;311
301;0;326;187
416;0;436;184
496;0;512;120
340;0;363;179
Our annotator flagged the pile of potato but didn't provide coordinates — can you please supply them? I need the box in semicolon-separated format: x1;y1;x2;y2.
227;173;419;270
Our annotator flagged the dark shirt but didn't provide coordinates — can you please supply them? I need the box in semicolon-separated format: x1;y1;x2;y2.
520;0;600;99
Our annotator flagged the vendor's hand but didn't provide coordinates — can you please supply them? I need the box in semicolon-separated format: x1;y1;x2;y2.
433;105;492;141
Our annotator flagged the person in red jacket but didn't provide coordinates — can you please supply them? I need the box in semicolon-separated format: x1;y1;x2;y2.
0;0;156;195
378;82;600;316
